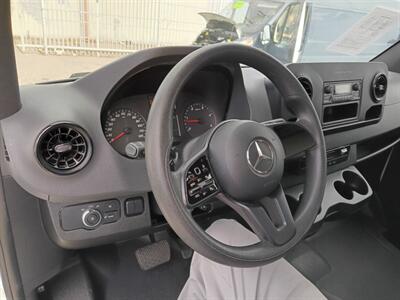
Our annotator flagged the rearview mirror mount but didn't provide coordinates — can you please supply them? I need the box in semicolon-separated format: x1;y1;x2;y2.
260;24;271;45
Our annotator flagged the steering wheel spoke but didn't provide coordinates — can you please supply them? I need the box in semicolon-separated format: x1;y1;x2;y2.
217;185;295;245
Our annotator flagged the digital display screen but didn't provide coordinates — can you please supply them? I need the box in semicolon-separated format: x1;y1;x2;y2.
335;83;352;95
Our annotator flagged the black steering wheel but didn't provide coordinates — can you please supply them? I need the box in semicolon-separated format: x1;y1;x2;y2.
146;44;326;267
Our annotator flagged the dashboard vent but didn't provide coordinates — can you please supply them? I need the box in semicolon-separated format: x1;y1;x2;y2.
36;123;91;174
372;73;387;102
298;77;313;98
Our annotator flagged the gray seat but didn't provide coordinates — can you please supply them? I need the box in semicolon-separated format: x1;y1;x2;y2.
179;219;327;300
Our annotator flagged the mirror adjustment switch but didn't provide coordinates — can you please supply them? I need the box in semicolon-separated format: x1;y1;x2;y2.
125;197;144;217
100;199;120;212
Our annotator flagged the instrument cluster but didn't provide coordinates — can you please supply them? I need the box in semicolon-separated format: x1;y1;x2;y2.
102;93;225;159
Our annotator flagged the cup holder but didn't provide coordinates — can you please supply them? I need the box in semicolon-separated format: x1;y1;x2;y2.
334;170;369;200
334;181;354;200
342;171;368;195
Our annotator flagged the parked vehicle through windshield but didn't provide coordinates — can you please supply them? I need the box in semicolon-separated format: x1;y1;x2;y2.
11;0;400;84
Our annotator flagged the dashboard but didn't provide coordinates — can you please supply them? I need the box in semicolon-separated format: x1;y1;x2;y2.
1;46;400;250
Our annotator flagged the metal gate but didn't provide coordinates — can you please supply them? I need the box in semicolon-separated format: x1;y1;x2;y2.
11;0;227;56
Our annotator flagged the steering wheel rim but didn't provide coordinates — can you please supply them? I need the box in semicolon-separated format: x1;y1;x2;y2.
146;43;327;267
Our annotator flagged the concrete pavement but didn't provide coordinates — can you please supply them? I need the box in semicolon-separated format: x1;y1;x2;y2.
15;49;118;85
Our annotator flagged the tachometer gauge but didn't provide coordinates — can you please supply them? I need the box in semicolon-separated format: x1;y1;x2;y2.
103;108;146;157
183;103;217;137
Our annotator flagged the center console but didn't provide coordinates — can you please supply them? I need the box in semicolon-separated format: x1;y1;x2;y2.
288;62;388;133
283;63;387;221
286;166;372;223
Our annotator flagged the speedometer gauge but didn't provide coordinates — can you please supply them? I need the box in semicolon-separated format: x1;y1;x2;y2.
183;103;217;137
103;108;146;156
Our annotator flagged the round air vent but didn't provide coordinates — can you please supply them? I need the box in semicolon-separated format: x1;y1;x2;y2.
298;77;313;98
36;123;92;174
372;73;387;102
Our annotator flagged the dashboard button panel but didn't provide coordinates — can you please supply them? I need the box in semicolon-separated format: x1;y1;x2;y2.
60;199;121;231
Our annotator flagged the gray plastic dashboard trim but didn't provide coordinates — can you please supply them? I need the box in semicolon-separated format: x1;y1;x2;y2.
0;47;199;204
286;166;372;223
0;170;24;299
357;137;400;163
1;47;400;206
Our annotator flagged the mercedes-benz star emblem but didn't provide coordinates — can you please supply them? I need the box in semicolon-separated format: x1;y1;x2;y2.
246;139;274;176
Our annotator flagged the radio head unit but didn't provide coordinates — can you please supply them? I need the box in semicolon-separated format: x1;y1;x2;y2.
322;80;362;126
323;80;362;104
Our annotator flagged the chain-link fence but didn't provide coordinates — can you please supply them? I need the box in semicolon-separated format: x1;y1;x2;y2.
11;0;227;56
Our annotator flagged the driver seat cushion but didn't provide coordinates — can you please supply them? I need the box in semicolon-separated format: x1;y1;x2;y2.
179;219;327;300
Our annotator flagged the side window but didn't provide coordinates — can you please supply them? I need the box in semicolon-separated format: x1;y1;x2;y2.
273;3;302;45
273;7;289;43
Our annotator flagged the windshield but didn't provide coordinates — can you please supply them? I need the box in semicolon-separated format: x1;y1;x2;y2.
11;0;400;85
219;1;283;30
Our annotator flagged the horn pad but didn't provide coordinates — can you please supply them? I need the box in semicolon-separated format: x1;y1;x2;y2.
208;120;285;202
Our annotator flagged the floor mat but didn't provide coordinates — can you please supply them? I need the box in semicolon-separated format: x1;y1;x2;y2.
82;236;191;300
289;215;400;300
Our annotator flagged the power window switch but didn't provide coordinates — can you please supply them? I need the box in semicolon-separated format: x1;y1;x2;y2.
125;197;144;217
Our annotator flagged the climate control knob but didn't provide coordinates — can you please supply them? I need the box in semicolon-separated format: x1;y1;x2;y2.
82;209;102;228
